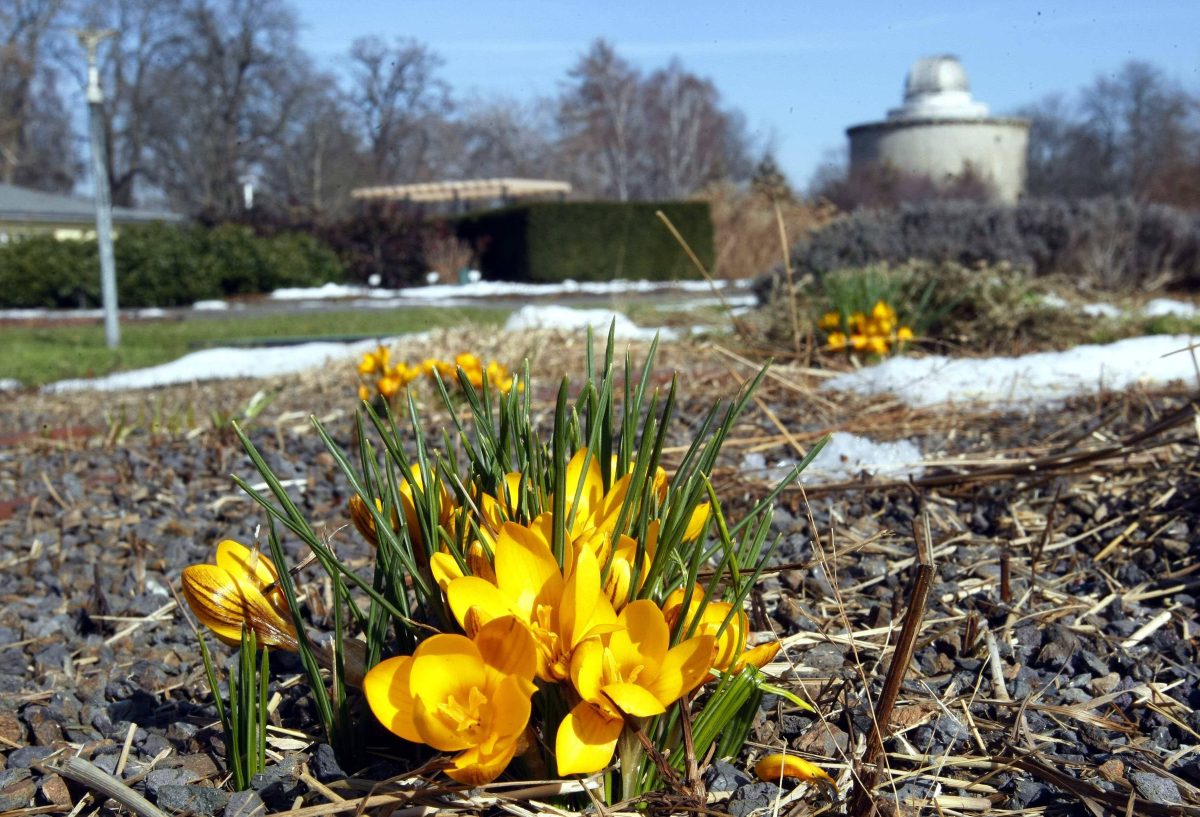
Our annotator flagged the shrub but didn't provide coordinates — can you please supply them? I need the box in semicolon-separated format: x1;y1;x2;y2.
454;201;713;282
703;182;834;280
0;224;346;309
0;235;96;308
320;203;437;287
788;197;1200;291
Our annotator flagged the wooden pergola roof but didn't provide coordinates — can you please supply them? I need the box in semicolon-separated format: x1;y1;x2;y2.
351;178;571;203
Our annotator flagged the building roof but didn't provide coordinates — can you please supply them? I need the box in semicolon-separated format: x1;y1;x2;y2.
352;178;571;203
0;183;184;225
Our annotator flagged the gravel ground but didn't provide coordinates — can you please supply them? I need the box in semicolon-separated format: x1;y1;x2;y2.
1;330;1198;816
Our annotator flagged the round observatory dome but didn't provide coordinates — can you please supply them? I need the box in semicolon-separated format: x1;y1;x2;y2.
888;55;988;120
847;55;1029;202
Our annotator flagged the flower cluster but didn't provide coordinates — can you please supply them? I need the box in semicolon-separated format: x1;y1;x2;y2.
356;345;422;402
357;347;515;403
819;300;913;355
359;449;777;782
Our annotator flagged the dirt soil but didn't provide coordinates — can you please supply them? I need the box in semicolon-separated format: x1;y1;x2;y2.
1;328;1198;816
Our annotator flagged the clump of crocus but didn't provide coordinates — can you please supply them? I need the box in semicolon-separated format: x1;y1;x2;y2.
820;300;914;356
356;345;422;403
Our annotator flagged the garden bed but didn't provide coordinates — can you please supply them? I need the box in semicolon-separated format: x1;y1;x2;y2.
1;328;1197;816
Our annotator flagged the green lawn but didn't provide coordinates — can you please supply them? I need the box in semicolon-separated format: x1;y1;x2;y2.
1;306;509;386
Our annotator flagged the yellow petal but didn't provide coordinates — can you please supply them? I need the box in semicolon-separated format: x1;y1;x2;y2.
754;754;836;788
682;503;710;542
447;576;518;632
614;600;669;668
564;448;603;523
180;564;249;647
429;551;465;592
734;641;781;673
570;638;605;705
646;634;716;706
495;522;563;618
487;672;537;743
556;701;623;775
215;539;278;588
601;682;666;717
560;547;602;649
474;616;538;682
363;655;420;743
446;739;520;786
348;495;379;548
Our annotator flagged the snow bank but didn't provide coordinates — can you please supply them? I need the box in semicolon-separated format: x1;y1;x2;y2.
825;334;1197;408
503;305;676;341
45;337;396;393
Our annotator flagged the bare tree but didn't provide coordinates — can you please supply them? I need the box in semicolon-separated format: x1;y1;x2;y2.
641;59;750;198
139;0;311;218
0;0;77;190
558;39;641;200
348;35;451;184
450;95;561;180
1020;61;1199;202
258;71;365;217
71;0;183;207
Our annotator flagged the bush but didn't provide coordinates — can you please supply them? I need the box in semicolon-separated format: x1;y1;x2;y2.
788;197;1200;291
454;201;713;282
320;203;438;288
0;224;346;309
703;182;834;280
0;235;96;308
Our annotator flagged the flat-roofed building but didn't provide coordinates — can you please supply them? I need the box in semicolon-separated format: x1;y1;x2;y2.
0;183;183;243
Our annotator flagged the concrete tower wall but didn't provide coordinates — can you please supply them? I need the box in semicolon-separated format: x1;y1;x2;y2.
848;118;1030;203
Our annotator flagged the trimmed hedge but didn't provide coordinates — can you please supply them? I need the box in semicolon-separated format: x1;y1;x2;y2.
0;224;343;309
789;198;1200;290
453;201;714;282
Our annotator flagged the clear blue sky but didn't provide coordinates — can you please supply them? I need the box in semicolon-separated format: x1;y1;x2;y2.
293;0;1200;189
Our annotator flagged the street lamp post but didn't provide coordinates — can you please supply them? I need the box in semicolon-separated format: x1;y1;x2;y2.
77;29;119;349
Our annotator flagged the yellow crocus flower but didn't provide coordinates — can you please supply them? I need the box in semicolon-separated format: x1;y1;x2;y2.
555;600;714;775
180;540;297;650
662;585;780;673
444;517;618;682
363;616;539;785
826;331;848;351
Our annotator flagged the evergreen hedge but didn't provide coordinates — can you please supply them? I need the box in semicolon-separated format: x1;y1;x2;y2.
453;201;714;282
0;224;343;309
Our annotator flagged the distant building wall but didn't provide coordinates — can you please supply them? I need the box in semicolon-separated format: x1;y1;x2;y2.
848;117;1030;203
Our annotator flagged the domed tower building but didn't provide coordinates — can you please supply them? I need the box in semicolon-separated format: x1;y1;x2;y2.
847;55;1030;202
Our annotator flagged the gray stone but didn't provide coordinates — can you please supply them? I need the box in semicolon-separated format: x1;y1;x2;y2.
1130;772;1182;805
155;784;229;816
726;782;783;817
226;789;267;817
702;759;752;794
312;743;345;783
6;745;54;770
145;767;199;797
0;769;36;811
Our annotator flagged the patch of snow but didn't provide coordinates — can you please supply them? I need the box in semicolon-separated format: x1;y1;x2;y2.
0;378;22;391
45;337;403;393
1040;293;1069;309
0;308;105;320
825;335;1198;409
270;278;738;302
192;299;229;311
1142;298;1199;318
135;307;167;319
502;305;676;341
656;294;757;311
1080;302;1122;318
741;432;924;485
